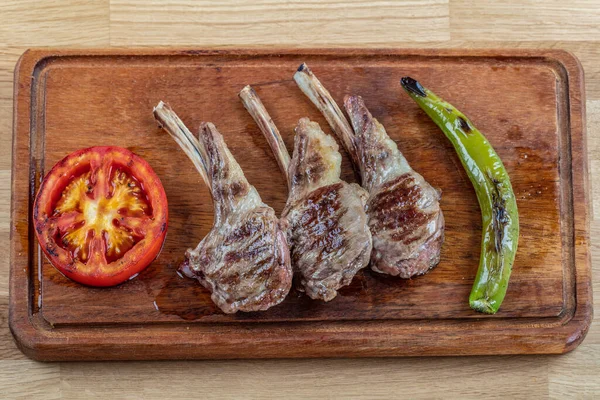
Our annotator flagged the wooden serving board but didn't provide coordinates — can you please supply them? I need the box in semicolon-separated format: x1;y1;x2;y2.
9;49;592;360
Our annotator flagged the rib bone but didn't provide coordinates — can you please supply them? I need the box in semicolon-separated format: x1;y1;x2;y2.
294;65;444;278
154;102;292;313
240;87;372;301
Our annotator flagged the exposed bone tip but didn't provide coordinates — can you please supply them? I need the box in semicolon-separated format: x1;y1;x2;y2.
297;117;310;126
239;85;253;96
296;62;309;73
200;121;219;134
155;100;169;111
296;118;322;135
153;101;169;127
153;100;172;115
343;94;363;108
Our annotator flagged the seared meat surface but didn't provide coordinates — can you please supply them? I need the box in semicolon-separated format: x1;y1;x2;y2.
240;87;372;301
344;95;444;277
154;102;292;313
294;64;444;278
284;119;372;300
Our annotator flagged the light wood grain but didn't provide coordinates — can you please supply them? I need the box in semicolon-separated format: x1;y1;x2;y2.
57;357;550;399
548;344;600;397
450;0;600;41
589;101;600;160
109;0;450;45
587;218;600;345
0;361;60;399
0;0;599;398
0;0;108;46
0;48;22;169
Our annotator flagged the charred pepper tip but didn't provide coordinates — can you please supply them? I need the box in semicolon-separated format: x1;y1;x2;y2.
469;299;496;315
400;77;427;97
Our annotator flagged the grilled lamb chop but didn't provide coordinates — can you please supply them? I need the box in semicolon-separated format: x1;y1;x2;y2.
294;64;444;278
240;86;372;301
153;102;292;313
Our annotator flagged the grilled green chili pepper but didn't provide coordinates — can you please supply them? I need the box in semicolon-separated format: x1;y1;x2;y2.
401;77;519;314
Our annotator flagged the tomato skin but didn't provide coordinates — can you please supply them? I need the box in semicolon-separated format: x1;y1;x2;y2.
33;146;168;287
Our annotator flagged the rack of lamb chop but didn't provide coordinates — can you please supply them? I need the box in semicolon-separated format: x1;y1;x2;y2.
294;64;444;278
153;102;292;313
239;86;372;301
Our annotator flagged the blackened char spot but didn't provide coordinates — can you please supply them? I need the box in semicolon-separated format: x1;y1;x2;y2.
490;177;509;255
458;116;472;133
400;77;426;97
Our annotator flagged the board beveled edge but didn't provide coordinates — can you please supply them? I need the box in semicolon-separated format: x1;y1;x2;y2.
8;48;592;361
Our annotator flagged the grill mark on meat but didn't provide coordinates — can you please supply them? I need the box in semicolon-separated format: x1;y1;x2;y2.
221;213;277;284
239;86;372;302
352;129;394;189
196;208;290;310
222;249;273;286
368;174;434;241
284;120;371;301
369;174;420;213
388;209;428;240
224;214;264;245
343;95;444;277
289;183;346;264
292;68;444;279
290;131;327;189
305;152;326;184
154;103;292;314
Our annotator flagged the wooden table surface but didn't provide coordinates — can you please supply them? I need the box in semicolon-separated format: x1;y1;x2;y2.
0;1;598;398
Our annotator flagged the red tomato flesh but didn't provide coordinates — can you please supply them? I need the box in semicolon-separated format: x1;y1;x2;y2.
33;146;168;287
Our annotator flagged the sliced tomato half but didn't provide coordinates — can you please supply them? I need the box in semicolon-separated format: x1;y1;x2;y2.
33;146;168;287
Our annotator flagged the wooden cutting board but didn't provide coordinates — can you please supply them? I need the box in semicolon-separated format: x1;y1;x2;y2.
9;49;592;360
